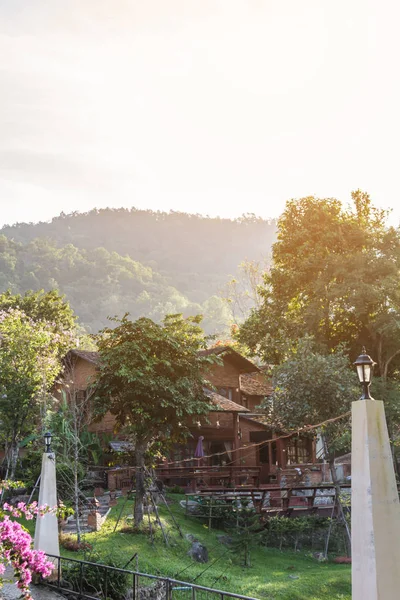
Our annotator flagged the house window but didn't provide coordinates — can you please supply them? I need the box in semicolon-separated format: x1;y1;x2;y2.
286;438;311;464
217;387;233;400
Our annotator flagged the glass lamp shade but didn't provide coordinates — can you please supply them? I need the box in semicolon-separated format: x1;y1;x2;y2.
44;431;52;449
354;348;376;383
356;363;371;383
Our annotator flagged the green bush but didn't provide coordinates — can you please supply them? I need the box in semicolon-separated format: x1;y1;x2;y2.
262;515;347;554
63;554;128;600
166;485;185;494
15;447;42;490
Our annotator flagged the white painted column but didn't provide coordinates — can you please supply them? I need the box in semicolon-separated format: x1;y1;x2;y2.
34;452;60;562
352;399;400;599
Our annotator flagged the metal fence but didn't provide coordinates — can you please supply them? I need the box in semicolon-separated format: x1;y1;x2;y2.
43;555;259;600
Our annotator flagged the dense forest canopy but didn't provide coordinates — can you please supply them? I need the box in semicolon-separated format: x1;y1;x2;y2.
0;209;277;334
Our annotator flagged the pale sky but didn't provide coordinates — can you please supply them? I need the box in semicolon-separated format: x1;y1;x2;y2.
1;0;400;227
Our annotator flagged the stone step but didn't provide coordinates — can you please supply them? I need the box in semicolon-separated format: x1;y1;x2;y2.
60;497;111;534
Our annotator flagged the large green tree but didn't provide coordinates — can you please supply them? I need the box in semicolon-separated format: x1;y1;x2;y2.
267;338;357;451
0;309;68;478
0;289;76;329
239;191;400;374
94;314;213;525
265;337;358;551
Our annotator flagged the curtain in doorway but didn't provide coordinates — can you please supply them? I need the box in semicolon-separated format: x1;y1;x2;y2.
223;441;233;463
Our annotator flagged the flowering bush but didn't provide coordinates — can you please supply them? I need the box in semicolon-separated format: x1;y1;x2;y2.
0;480;56;599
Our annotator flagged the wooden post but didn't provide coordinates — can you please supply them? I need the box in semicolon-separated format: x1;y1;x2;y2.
276;438;286;469
232;413;238;464
232;413;239;486
268;439;273;469
310;438;317;463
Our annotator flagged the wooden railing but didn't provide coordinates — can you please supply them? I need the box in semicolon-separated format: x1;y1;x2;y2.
184;484;353;522
156;464;261;487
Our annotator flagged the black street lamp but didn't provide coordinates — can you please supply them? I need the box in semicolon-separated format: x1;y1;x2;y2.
44;431;52;454
354;347;376;400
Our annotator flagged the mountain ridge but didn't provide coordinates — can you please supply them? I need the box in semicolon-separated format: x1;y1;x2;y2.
0;208;277;334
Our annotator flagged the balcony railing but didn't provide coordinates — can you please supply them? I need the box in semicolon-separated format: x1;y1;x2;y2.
156;465;261;488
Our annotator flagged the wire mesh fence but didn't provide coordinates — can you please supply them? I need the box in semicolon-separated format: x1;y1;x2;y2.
42;555;259;600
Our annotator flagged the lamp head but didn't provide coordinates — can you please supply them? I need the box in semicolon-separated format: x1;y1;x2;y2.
44;431;52;453
354;347;376;399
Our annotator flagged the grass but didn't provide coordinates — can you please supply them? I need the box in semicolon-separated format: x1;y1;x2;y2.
20;494;351;599
53;493;351;600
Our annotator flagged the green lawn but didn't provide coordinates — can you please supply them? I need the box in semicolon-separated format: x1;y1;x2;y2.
56;494;351;600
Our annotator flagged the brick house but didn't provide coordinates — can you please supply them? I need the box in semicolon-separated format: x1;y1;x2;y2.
57;346;317;489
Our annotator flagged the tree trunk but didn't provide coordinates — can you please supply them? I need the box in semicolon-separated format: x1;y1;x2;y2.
72;404;82;543
73;436;82;543
9;438;19;480
134;442;146;527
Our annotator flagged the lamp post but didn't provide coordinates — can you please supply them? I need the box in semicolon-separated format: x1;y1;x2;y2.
351;347;400;599
44;431;52;454
353;347;376;400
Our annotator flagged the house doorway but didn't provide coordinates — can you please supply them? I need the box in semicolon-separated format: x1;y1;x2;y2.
209;441;231;466
250;431;273;483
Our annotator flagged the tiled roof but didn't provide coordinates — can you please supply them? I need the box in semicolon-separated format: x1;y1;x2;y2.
241;414;275;428
203;388;250;413
199;346;259;373
240;372;273;396
334;452;352;465
69;350;100;364
69;347;260;377
240;414;288;433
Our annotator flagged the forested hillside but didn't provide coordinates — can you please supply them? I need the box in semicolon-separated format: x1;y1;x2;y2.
0;209;276;334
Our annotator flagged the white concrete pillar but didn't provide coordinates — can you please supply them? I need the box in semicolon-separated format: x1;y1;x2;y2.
352;399;400;599
34;452;60;561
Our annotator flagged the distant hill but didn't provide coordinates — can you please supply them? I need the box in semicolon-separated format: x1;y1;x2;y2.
0;209;277;334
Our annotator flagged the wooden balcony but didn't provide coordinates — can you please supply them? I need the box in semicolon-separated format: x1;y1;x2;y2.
156;464;262;489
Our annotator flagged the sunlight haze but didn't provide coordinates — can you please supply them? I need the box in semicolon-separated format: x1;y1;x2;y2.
1;0;400;226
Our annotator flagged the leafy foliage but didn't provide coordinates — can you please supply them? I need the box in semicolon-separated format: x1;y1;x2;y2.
239;191;400;375
228;498;262;567
62;553;128;600
265;337;357;461
0;289;77;348
94;314;212;440
263;515;346;554
0;308;73;477
94;313;213;524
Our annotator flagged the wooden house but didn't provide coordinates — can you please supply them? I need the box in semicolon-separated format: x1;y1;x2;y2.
56;346;318;490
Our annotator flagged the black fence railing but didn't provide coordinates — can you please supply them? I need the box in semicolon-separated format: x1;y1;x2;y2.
42;555;259;600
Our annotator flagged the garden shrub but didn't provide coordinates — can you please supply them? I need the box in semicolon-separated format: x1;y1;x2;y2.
59;533;92;552
62;553;128;600
166;485;185;494
262;515;348;554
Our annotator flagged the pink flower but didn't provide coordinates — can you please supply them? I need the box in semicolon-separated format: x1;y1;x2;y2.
0;492;55;600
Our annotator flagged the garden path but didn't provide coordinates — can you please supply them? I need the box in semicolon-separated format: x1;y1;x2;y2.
1;567;64;600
